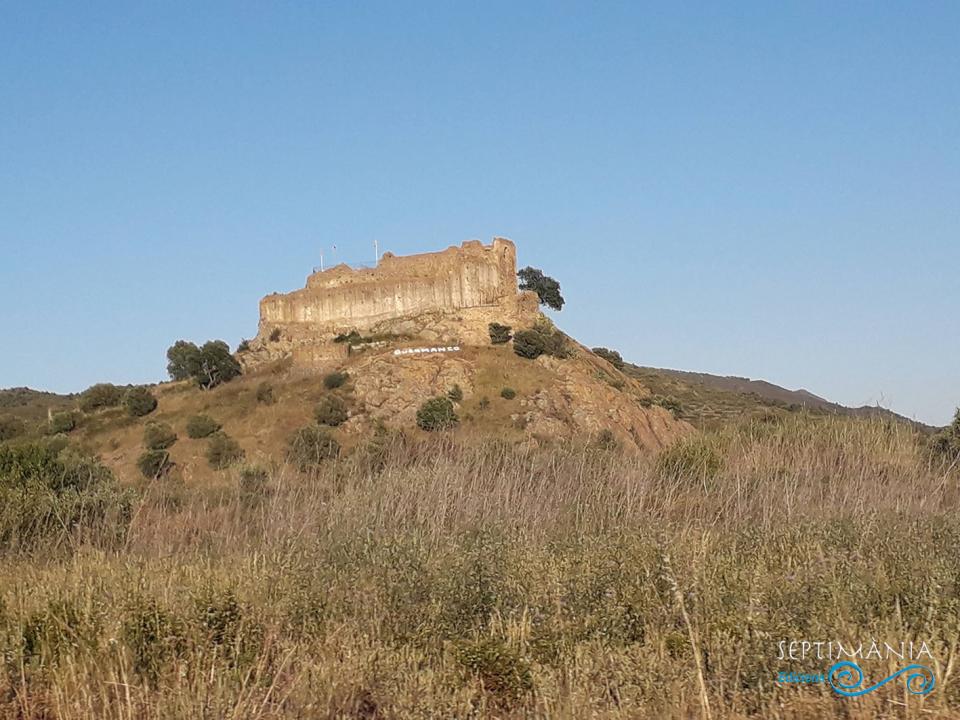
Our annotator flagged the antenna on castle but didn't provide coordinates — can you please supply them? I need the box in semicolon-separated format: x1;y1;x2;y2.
319;250;324;272
374;239;379;266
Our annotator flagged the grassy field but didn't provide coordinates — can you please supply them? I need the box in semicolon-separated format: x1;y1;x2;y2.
1;414;958;719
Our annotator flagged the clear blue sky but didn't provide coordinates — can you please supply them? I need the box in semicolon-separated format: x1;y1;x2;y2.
1;2;957;425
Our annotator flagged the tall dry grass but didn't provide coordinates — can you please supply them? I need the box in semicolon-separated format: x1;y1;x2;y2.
1;414;958;718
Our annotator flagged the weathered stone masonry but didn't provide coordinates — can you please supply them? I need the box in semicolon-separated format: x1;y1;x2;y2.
251;237;539;365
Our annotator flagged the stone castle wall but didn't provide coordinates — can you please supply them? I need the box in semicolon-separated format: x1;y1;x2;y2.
255;238;538;350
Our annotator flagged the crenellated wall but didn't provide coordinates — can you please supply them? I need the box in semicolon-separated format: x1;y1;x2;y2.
256;238;538;348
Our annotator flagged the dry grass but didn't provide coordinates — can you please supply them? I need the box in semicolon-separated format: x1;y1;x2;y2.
1;414;959;718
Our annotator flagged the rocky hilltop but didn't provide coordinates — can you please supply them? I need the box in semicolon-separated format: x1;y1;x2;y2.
227;237;691;455
0;239;693;483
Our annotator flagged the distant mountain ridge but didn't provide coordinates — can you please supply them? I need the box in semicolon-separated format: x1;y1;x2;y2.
624;366;933;430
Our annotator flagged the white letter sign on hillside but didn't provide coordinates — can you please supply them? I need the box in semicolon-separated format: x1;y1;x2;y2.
393;346;461;356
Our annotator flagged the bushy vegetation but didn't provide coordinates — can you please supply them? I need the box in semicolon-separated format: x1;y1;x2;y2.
255;382;275;405
206;432;245;470
46;411;78;435
124;386;157;417
137;449;172;479
314;395;348;427
333;329;363;344
166;340;242;389
79;383;125;412
594;428;619;450
447;384;464;402
416;396;459;431
287;426;340;470
488;322;512;344
500;387;516;400
238;465;269;499
0;442;133;548
512;321;572;360
512;330;546;359
931;408;960;462
0;416;955;717
517;266;564;311
591;346;624;370
185;414;220;439
323;371;349;390
143;422;177;451
641;393;684;418
0;415;26;442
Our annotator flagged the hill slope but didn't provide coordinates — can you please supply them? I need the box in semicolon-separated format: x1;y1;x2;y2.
626;364;929;429
1;340;691;484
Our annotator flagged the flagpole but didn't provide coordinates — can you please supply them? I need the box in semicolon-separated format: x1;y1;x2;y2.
374;239;379;265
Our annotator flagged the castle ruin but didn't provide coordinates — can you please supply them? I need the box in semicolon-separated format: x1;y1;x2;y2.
249;238;539;366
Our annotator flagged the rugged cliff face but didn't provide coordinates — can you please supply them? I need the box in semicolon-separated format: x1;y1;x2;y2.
250;238;539;368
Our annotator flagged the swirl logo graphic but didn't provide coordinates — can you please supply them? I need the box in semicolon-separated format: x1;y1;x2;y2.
828;661;936;697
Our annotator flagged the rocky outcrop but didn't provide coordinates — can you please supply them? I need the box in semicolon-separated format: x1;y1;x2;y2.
515;355;685;451
341;346;691;452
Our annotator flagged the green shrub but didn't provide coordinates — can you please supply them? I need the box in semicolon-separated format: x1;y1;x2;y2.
540;330;572;359
416;397;459;431
930;408;960;462
236;338;251;352
512;320;571;361
206;433;245;470
287;426;340;470
185;414;220;439
137;449;173;479
0;443;134;547
0;415;26;442
47;411;78;435
255;382;275;405
121;597;184;682
512;329;546;359
333;330;362;344
642;395;683;418
143;422;177;451
478;397;491;410
591;347;624;370
655;435;725;482
192;586;243;647
314;395;348;427
323;371;349;390
269;328;282;342
80;383;125;412
457;637;534;707
448;384;464;403
488;323;512;344
124;387;157;417
500;387;516;400
238;464;269;499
